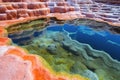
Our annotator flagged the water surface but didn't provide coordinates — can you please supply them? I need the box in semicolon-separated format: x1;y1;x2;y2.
47;24;120;61
9;23;120;61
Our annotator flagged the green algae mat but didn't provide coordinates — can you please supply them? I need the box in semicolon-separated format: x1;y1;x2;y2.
7;18;120;80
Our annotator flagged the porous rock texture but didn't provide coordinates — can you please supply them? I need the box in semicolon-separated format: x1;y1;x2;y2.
0;0;120;26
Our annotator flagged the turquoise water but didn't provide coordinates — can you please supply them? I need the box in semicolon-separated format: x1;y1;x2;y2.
9;23;120;61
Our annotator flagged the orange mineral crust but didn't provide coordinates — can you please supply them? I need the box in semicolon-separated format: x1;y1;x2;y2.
3;46;88;80
0;25;88;80
0;27;7;37
0;37;11;45
0;27;11;45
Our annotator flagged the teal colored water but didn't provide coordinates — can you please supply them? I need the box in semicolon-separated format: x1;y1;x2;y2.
9;23;120;61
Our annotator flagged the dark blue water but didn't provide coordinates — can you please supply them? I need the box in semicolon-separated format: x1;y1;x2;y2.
9;24;120;61
47;24;120;61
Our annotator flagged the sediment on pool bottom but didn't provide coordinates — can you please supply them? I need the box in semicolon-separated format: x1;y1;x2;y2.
7;19;120;80
17;31;120;80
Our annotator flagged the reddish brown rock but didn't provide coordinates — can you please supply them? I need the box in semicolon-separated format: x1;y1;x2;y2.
17;9;29;18
54;7;60;13
39;3;47;8
0;14;7;20
17;3;27;9
68;6;75;11
6;10;17;20
33;8;50;16
27;10;34;17
12;4;20;9
2;0;9;2
12;3;27;9
39;0;48;2
0;5;7;13
54;7;68;13
57;2;69;6
6;5;14;10
41;8;50;15
27;3;40;9
60;7;68;13
0;0;119;27
33;9;42;16
44;3;48;7
2;0;23;2
53;6;74;13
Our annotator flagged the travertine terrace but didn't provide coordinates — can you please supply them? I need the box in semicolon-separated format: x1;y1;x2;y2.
0;0;120;26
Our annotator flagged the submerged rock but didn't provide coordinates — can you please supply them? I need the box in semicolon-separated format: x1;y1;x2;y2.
82;70;99;80
52;32;65;42
19;31;120;80
47;44;57;54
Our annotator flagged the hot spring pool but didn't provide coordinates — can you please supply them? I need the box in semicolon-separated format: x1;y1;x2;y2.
49;24;120;61
9;23;120;61
7;19;120;80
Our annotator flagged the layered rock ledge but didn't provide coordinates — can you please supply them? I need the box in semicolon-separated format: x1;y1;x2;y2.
0;0;120;27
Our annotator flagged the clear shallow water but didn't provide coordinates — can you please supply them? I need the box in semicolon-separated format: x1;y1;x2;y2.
9;23;120;61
